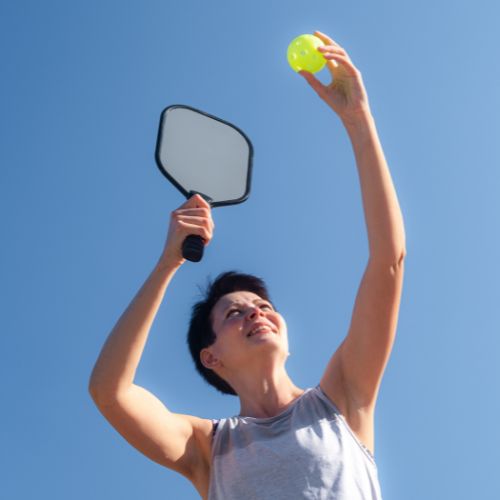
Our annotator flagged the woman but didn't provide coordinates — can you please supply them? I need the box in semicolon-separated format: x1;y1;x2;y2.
89;31;406;499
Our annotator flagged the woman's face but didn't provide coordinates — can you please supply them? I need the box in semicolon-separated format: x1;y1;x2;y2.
201;291;289;371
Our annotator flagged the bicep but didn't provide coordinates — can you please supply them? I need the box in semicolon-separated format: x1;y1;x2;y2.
344;256;405;403
322;256;405;410
92;384;208;480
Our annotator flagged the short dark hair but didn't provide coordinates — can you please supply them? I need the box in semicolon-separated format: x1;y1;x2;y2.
187;271;274;396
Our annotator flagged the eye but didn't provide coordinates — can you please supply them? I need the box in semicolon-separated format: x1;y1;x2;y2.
260;303;273;311
226;308;241;318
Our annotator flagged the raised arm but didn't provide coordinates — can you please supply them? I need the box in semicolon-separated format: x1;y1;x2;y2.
88;194;214;401
88;194;214;486
300;32;405;260
300;32;406;452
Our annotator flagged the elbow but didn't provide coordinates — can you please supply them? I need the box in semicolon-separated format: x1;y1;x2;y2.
390;249;406;275
88;383;114;408
88;373;123;408
370;247;406;271
395;247;407;265
88;371;108;406
88;366;99;398
88;378;100;404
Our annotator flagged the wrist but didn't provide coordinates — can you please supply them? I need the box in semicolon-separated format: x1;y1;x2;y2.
341;109;377;143
340;107;374;129
156;251;184;274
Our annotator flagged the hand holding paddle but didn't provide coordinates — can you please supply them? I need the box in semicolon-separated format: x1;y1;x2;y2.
155;105;253;263
161;194;214;267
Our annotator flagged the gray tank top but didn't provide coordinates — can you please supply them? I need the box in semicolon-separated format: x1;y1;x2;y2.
207;384;382;500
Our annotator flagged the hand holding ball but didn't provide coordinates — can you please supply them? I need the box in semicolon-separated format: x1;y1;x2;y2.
287;34;326;73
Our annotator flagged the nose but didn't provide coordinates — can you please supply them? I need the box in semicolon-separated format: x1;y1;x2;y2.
246;305;263;321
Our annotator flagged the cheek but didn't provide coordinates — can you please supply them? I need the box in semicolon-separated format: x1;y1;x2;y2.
274;314;287;333
214;323;244;349
221;318;244;335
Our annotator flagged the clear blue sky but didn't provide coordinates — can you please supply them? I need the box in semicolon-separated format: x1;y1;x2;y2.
2;1;499;498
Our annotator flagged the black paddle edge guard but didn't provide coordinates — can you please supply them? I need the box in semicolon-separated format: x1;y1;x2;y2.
154;104;254;208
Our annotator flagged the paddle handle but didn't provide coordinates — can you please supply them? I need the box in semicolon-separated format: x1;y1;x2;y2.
181;191;212;263
182;235;205;262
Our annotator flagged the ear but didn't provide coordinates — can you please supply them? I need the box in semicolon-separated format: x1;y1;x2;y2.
200;348;220;370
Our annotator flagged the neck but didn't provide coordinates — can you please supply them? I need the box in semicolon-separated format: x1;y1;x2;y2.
232;365;304;418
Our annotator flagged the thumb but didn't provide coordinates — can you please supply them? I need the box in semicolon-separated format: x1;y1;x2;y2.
299;70;326;98
185;193;210;209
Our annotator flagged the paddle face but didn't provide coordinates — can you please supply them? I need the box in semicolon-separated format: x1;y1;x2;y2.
155;104;253;207
155;104;254;262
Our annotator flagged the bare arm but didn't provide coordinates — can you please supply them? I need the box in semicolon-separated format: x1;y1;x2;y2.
88;193;213;402
340;109;406;405
88;257;180;403
301;33;406;453
343;113;406;262
88;194;214;482
300;31;406;261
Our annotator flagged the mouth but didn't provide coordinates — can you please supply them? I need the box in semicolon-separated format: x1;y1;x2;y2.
246;324;277;338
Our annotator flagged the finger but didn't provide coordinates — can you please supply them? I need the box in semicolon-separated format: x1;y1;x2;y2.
326;58;340;72
175;215;214;232
183;193;211;210
175;215;211;225
316;45;355;74
313;31;341;47
322;53;359;77
171;208;213;229
177;221;212;242
173;207;212;218
317;45;347;57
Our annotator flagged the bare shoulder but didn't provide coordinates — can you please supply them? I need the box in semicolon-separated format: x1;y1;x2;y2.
91;385;216;495
181;414;214;497
319;364;376;456
184;413;215;466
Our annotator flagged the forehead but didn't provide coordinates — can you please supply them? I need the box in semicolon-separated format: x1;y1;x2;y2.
212;291;265;316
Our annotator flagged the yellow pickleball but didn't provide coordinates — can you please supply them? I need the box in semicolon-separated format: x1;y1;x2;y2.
287;34;326;73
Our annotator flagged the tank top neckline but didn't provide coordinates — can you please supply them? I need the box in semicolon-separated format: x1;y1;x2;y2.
235;387;314;424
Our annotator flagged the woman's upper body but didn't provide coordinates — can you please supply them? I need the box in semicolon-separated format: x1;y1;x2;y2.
186;383;381;500
89;31;405;500
184;31;406;495
207;384;382;500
